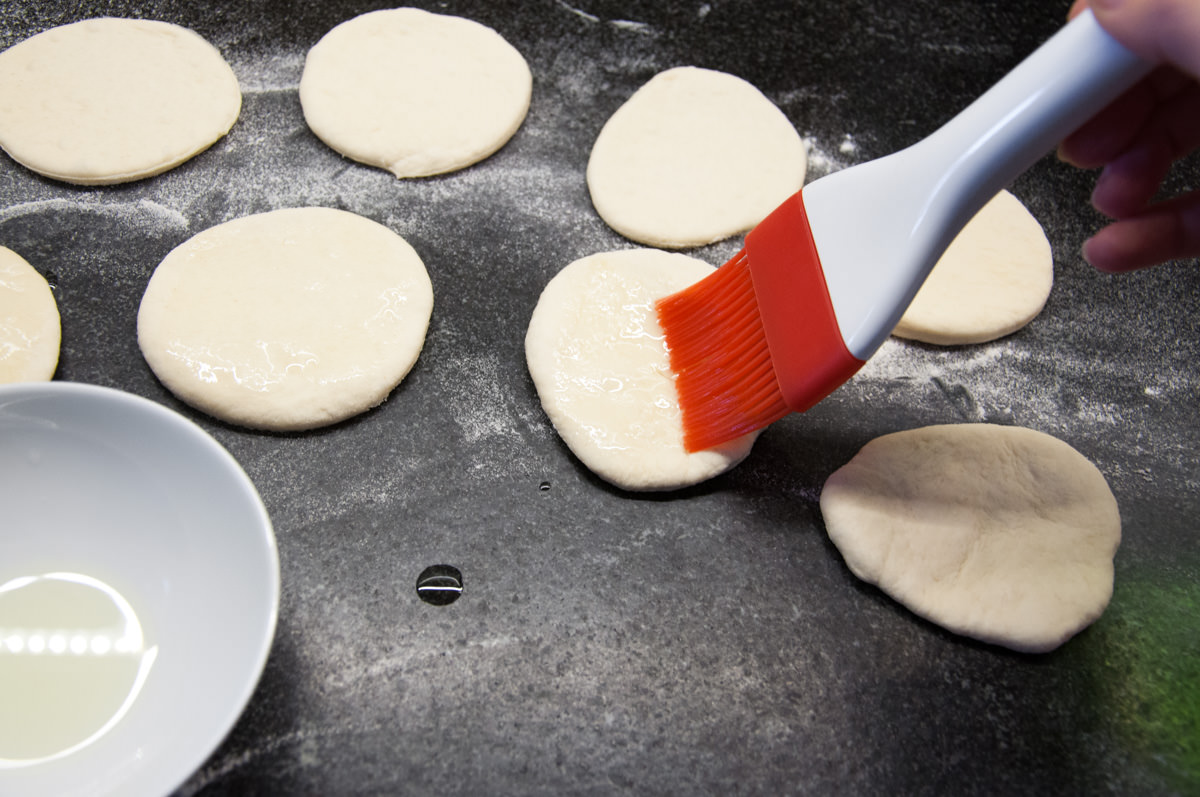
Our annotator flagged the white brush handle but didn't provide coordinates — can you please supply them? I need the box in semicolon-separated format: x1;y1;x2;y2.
806;9;1153;360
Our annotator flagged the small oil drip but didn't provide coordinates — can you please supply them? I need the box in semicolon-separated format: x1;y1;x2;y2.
415;565;463;606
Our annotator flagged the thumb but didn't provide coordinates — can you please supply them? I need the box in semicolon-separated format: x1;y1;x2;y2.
1088;0;1200;79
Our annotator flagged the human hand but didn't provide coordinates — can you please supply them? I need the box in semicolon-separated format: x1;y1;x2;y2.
1058;0;1200;272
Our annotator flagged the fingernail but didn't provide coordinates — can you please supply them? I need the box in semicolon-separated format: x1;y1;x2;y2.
1081;237;1097;267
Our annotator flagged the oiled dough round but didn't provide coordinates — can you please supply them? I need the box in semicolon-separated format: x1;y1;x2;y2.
586;66;806;248
0;247;60;383
138;207;433;431
893;190;1052;345
525;248;758;491
299;8;532;178
820;424;1120;653
0;18;241;185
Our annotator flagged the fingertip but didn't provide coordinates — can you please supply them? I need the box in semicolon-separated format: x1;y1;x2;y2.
1081;222;1155;273
1089;144;1171;219
1089;0;1200;77
1066;0;1091;21
1081;236;1122;273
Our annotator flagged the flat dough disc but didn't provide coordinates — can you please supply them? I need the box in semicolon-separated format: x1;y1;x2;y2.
0;247;60;383
586;66;807;249
820;424;1120;653
893;190;1053;345
525;248;758;491
299;8;532;178
138;207;433;431
0;18;241;185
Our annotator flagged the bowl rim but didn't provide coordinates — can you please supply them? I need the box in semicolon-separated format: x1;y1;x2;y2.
0;380;280;796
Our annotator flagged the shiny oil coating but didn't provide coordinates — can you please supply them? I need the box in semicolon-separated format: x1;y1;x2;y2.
525;248;758;491
137;207;433;430
0;246;60;383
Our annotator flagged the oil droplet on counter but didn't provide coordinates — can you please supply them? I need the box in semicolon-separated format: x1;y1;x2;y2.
416;565;463;606
0;572;156;768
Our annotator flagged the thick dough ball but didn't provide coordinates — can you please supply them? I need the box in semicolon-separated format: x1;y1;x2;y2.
820;423;1120;653
0;18;241;185
525;248;758;490
587;67;807;248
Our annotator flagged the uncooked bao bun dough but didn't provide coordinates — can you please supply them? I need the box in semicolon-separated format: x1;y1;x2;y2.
893;189;1053;345
299;8;532;178
138;207;433;431
0;247;60;383
820;424;1120;653
0;18;241;185
586;66;807;249
526;249;759;491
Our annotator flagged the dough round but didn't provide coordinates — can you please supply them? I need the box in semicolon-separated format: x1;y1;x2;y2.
299;8;532;178
820;424;1120;653
0;247;60;383
525;248;758;491
0;18;241;185
586;66;807;249
893;190;1053;345
138;207;433;431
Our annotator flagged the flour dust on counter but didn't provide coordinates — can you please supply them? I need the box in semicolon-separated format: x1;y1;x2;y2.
0;18;241;185
526;248;760;491
0;198;190;240
820;423;1121;653
137;207;434;431
299;7;532;179
0;246;60;383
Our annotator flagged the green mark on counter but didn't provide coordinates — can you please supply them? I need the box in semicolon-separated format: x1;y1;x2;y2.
1091;575;1200;792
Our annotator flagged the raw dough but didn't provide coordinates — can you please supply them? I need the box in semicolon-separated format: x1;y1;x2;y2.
820;423;1120;653
0;247;60;383
586;66;807;249
0;18;241;185
525;248;758;491
137;207;433;431
299;8;532;178
893;190;1053;345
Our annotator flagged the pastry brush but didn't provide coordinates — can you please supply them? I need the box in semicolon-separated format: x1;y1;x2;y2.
656;9;1150;452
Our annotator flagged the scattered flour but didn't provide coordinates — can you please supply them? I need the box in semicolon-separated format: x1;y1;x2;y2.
226;51;305;93
440;352;517;445
845;333;1198;482
0;197;189;237
554;1;654;34
609;20;654;35
799;135;858;179
555;2;600;24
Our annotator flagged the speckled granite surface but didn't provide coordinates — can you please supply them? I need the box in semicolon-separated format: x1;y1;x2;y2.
1;1;1198;794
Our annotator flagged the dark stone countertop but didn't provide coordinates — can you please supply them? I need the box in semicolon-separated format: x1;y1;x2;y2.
1;1;1197;794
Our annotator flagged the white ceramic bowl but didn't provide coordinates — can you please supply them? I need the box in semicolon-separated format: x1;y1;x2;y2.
0;382;279;797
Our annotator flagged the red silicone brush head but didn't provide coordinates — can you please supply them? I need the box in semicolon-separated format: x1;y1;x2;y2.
656;250;790;452
656;191;865;453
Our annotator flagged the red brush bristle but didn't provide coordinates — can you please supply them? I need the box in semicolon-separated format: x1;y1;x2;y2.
656;251;790;452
